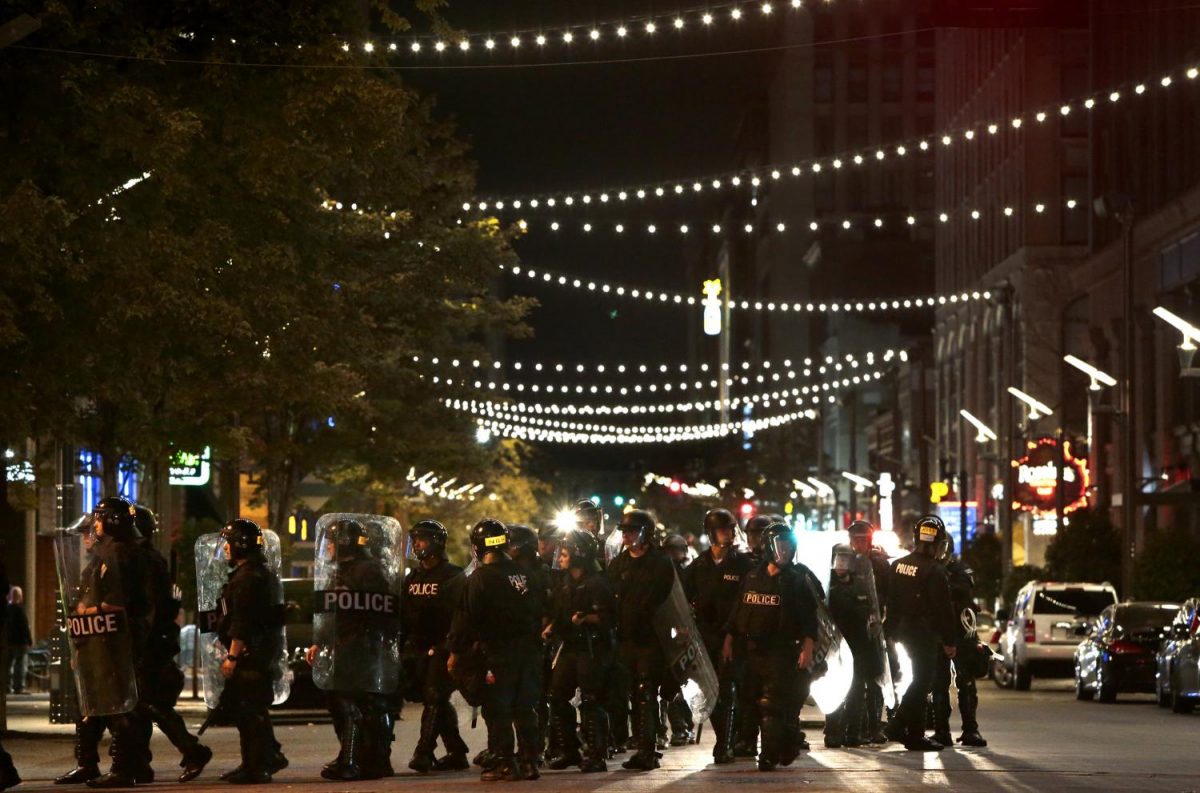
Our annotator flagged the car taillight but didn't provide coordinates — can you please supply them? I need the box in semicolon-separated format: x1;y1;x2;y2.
1024;620;1036;644
1110;640;1146;655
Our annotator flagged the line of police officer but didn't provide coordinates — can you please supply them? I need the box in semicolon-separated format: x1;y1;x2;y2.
45;498;986;789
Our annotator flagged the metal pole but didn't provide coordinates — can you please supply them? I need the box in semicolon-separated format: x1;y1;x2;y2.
1121;211;1136;596
848;394;858;522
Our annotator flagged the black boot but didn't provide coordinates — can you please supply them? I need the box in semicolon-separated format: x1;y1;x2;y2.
931;683;952;747
957;686;987;746
712;683;737;764
545;698;581;769
434;696;469;770
55;767;100;786
178;745;212;784
622;689;661;771
226;717;272;785
322;718;362;781
578;704;609;773
408;703;440;773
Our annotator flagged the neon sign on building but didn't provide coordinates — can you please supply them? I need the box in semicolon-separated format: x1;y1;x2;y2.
1011;437;1089;514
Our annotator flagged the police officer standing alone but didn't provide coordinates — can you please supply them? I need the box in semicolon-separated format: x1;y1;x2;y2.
884;515;958;752
449;520;543;782
403;520;470;773
607;510;675;771
723;523;818;772
683;509;754;764
931;536;988;748
543;529;615;773
215;520;286;783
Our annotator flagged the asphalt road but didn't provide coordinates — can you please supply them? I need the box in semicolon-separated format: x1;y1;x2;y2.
3;680;1198;792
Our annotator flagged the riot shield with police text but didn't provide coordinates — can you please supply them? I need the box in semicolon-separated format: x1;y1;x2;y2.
653;574;719;725
194;530;290;708
53;516;139;718
311;513;403;694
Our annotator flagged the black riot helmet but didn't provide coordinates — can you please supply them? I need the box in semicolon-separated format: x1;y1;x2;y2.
936;532;955;564
703;508;738;547
618;509;656;548
94;496;140;542
831;542;855;575
762;522;796;566
220;518;264;562
537;523;559;542
506;523;539;562
913;514;948;558
471;518;509;557
574;499;604;537
133;505;158;544
409;519;448;561
330;518;370;560
847;520;874;539
743;514;773;551
559;528;601;573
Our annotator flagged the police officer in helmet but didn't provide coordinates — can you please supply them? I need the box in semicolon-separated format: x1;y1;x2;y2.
449;519;543;782
930;535;988;748
884;515;958;752
215;519;286;783
543;529;616;773
607;509;675;771
682;508;754;764
847;520;892;744
403;520;470;773
723;523;819;772
505;524;553;764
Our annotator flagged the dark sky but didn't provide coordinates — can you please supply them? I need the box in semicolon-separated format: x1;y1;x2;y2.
402;2;783;478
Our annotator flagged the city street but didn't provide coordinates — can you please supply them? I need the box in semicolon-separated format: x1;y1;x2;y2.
5;682;1199;792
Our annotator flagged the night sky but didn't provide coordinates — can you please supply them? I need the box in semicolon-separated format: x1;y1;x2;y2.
404;2;785;479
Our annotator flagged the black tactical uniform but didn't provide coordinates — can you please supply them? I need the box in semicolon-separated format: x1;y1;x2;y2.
683;508;754;763
313;519;396;781
823;544;881;748
130;507;213;783
884;516;958;752
508;524;553;763
0;558;20;792
931;542;988;747
725;524;819;772
608;510;675;771
545;530;615;773
733;514;773;758
658;534;694;749
403;520;469;773
451;519;544;782
216;520;285;784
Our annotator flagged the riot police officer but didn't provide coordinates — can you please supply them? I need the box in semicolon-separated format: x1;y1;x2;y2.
306;517;399;780
823;544;880;748
682;509;754;764
215;519;286;783
723;523;818;772
403;520;470;773
733;514;774;757
449;519;543;782
847;520;892;744
507;524;553;763
133;506;212;782
931;536;988;748
537;525;561;571
884;515;958;752
656;531;694;749
607;510;675;771
543;529;615;773
573;499;604;542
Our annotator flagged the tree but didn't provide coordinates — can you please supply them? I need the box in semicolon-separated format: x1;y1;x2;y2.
963;532;1003;608
1132;527;1200;601
1043;508;1122;590
0;1;531;524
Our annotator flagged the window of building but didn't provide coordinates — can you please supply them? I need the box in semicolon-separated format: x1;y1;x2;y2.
882;62;903;102
848;54;869;103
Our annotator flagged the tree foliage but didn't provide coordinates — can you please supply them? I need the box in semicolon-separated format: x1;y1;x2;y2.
0;0;531;526
1043;508;1122;590
1132;527;1200;602
962;532;1003;608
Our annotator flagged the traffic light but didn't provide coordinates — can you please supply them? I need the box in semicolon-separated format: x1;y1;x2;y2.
613;494;625;507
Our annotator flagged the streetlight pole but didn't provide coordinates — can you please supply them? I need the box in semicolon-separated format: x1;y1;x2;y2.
1120;207;1136;596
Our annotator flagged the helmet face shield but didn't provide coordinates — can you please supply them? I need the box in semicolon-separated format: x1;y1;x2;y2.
767;534;795;565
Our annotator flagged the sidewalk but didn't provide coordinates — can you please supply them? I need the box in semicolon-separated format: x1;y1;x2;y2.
1;692;212;738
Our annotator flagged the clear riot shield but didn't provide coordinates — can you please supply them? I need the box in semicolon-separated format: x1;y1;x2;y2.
853;553;896;704
603;529;624;564
194;530;290;708
792;530;855;714
653;575;719;725
54;516;139;718
311;514;403;694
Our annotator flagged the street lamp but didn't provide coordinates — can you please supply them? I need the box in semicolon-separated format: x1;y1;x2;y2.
841;471;874;492
1006;387;1053;421
959;409;998;443
1152;306;1200;376
1063;354;1118;391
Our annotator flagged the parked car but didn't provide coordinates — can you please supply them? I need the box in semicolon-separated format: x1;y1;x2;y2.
276;577;321;709
999;581;1119;690
1155;596;1200;713
1074;601;1180;703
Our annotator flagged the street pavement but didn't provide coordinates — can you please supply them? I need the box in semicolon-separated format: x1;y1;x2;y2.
3;680;1198;792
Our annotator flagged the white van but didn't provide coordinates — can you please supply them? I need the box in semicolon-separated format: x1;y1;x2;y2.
999;581;1119;690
